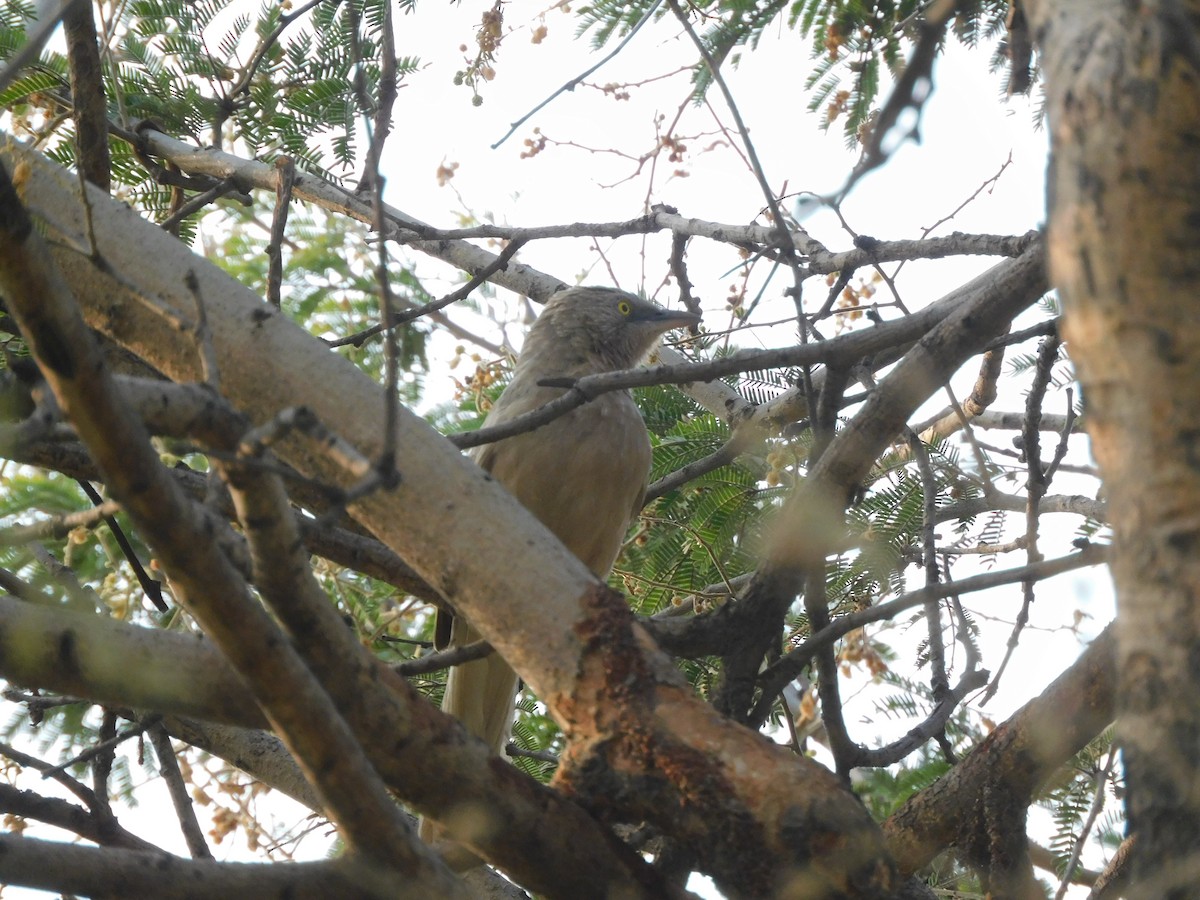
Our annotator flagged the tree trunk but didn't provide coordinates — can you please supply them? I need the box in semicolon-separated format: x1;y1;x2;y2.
1027;1;1200;895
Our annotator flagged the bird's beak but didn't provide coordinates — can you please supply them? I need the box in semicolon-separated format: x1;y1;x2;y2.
646;306;702;332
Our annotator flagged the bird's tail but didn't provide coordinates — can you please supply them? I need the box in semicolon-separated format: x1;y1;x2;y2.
440;617;520;755
417;616;518;858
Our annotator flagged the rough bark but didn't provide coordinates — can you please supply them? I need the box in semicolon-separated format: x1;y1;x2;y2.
0;141;896;897
62;0;109;192
1025;1;1200;896
884;626;1116;890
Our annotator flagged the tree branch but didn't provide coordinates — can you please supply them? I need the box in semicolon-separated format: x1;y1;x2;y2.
0;832;395;899
713;240;1048;722
3;130;897;898
0;160;462;897
0;783;157;852
884;624;1116;878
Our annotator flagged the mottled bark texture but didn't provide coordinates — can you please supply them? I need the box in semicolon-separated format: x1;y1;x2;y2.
884;626;1116;896
1026;1;1200;897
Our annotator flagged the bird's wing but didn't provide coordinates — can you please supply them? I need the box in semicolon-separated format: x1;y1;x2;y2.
478;383;650;575
437;379;649;768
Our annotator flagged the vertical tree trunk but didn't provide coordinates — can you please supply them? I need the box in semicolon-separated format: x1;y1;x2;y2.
1028;1;1200;896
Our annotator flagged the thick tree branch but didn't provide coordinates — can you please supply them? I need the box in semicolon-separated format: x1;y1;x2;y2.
713;241;1048;721
883;624;1116;878
122;125;1037;291
8;419;666;895
160;717;318;809
62;0;109;192
0;594;264;726
0;161;463;897
0;832;393;900
0;783;157;852
214;403;675;897
3;430;441;603
1;136;899;897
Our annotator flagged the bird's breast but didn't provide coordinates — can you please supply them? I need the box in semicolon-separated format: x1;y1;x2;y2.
480;392;651;577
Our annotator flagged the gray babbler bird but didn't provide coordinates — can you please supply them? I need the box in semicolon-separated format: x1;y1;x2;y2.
436;285;701;758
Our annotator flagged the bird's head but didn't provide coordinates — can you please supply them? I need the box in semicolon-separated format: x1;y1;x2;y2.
526;286;701;373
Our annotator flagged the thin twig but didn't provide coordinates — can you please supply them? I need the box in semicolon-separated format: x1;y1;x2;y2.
90;710;116;819
63;0;110;192
504;744;559;765
215;0;329;144
393;640;494;676
266;157;295;309
0;501;119;545
350;0;401;485
906;429;949;702
981;332;1061;705
749;545;1108;726
854;667;990;767
184;270;220;391
1053;744;1117;900
803;569;860;778
157;178;247;233
150;724;213;860
667;0;817;410
0;740;102;812
491;0;664;149
41;715;162;778
354;2;398;194
75;480;166;611
326;237;528;348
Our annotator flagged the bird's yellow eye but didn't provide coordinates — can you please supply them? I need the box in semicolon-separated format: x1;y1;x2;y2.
617;300;632;316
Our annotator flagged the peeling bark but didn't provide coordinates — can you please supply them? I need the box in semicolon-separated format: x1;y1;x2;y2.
884;627;1115;892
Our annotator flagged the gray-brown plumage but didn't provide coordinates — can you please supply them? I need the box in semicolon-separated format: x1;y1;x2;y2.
437;286;700;756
